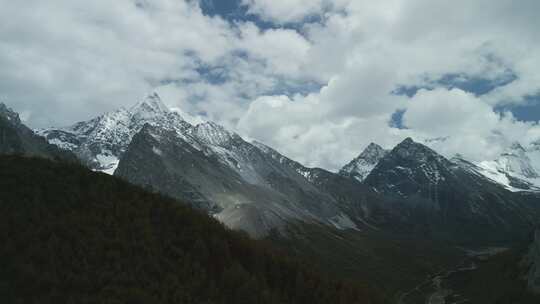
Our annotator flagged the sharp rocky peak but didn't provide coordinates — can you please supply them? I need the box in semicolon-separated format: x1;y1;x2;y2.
193;121;238;146
340;142;389;182
36;92;190;172
130;93;170;120
398;137;415;147
359;143;387;161
363;137;463;198
392;137;445;162
0;102;21;125
494;141;539;179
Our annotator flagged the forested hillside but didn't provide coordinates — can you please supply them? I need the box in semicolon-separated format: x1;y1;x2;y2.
0;155;385;304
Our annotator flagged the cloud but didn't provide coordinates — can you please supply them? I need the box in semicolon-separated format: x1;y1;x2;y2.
236;0;540;169
237;23;311;77
237;91;410;170
0;0;317;129
402;88;510;160
0;0;236;127
403;88;499;137
2;0;540;170
241;0;349;23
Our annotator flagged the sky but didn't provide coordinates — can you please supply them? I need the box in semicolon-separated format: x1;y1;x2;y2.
1;0;540;170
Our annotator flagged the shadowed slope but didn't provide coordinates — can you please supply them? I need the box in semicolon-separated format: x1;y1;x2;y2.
0;155;384;304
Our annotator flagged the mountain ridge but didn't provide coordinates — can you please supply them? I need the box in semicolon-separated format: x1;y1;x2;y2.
0;102;78;162
36;93;189;173
340;143;389;182
363;137;540;244
115;123;358;237
10;97;540;243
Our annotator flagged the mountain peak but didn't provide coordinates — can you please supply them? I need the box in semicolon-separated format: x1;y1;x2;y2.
362;143;386;157
37;92;188;172
193;121;237;146
340;142;388;182
130;93;169;118
0;102;21;125
493;142;539;179
364;137;457;198
393;137;442;160
398;137;415;146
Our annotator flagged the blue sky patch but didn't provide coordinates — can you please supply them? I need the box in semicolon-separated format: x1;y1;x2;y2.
495;93;540;122
198;0;324;32
390;109;407;129
393;72;517;98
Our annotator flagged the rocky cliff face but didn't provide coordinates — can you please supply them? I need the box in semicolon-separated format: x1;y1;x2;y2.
0;103;78;162
253;141;409;231
35;95;540;243
363;137;540;244
115;124;356;238
37;94;361;237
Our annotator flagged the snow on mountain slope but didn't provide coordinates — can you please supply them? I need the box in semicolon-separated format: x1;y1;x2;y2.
38;93;360;236
251;141;317;181
250;140;402;231
364;138;540;244
364;138;453;198
473;143;540;192
340;143;389;182
114;123;357;237
493;143;538;178
37;93;190;172
451;155;526;192
39;93;268;177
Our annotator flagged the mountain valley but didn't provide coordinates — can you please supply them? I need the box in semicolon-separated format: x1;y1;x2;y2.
2;96;540;303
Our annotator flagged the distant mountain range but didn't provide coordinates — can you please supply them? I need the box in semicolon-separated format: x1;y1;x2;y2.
34;95;363;237
3;95;540;300
2;94;540;244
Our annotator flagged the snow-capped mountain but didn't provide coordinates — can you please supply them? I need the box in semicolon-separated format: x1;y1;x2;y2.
251;141;407;229
364;138;452;197
474;143;540;192
37;94;360;237
31;96;540;242
339;143;389;182
115;122;357;237
37;93;189;174
363;137;540;244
